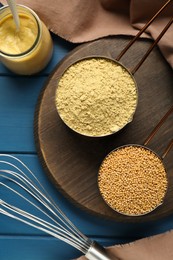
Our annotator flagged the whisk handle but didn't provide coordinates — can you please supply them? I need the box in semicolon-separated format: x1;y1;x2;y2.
85;241;117;260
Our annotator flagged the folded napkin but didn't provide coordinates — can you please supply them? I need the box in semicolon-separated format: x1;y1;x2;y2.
1;0;173;68
76;230;173;260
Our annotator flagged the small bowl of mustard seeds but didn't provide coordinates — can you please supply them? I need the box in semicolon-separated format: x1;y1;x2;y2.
55;56;138;137
98;145;168;216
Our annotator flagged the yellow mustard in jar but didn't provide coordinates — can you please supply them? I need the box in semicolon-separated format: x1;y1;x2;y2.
0;14;38;55
0;5;53;75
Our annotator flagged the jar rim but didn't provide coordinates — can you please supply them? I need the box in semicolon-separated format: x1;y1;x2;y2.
0;4;42;58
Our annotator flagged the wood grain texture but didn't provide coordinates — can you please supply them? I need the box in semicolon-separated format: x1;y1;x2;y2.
34;36;173;222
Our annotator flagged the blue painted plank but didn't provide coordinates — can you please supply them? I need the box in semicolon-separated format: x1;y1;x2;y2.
0;236;131;260
0;76;45;152
1;154;173;239
0;34;76;75
0;36;76;153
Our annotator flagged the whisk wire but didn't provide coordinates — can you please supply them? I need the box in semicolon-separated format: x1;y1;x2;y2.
0;176;77;236
0;155;92;254
0;156;90;243
0;201;86;252
0;179;89;253
3;199;88;252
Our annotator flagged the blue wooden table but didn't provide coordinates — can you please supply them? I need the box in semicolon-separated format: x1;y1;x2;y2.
1;33;173;260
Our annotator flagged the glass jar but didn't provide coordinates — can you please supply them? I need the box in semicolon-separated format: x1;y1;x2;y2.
0;5;53;75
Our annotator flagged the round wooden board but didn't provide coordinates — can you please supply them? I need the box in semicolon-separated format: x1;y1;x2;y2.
34;36;173;222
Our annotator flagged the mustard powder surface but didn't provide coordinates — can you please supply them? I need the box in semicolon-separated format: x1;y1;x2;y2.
55;58;137;136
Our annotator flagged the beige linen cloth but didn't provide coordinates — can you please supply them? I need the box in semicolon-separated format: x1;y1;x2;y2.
2;0;173;259
76;230;173;260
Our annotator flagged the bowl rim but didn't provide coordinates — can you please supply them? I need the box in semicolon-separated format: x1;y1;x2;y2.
54;55;139;138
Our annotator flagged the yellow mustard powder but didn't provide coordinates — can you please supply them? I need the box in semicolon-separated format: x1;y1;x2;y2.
55;58;137;136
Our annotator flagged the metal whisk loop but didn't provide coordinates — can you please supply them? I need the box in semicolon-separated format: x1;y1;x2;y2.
116;0;173;74
0;155;113;260
0;174;88;251
0;159;89;242
0;200;82;250
0;157;91;253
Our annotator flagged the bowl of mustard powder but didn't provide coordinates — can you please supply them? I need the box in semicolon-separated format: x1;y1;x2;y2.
55;57;138;137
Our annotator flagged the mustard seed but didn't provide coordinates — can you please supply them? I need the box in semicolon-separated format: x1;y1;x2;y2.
98;145;168;216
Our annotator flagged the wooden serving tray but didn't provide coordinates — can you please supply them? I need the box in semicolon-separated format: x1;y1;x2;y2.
34;36;173;222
